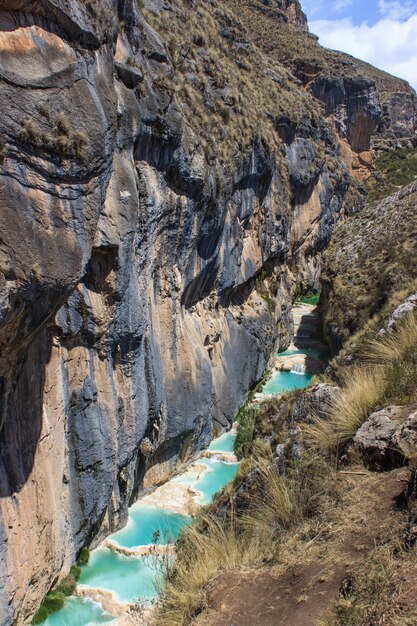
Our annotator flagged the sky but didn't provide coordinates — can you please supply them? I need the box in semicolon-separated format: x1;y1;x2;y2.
301;0;417;89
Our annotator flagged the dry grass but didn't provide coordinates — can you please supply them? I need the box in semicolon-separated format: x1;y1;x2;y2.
331;542;417;626
141;0;343;180
18;111;88;161
305;312;417;453
158;454;335;626
321;182;417;344
304;367;386;452
364;312;417;366
158;515;265;626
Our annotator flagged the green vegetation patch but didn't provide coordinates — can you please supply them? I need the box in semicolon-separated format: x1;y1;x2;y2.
297;294;320;306
77;547;90;566
234;404;257;459
366;148;417;204
31;564;82;624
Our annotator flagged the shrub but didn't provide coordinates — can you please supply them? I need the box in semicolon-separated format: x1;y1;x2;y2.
41;591;65;613
234;404;257;459
55;111;70;135
31;564;83;624
31;606;50;625
77;547;90;566
304;367;386;453
54;566;81;596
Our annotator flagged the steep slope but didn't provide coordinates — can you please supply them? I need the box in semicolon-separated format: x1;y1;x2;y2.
226;0;416;178
0;0;415;624
0;1;352;623
152;21;417;616
321;181;417;351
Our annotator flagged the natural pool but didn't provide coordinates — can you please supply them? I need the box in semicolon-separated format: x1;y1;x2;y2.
261;370;314;395
79;548;160;604
42;596;115;626
42;432;240;626
111;506;191;549
41;308;323;625
208;430;236;453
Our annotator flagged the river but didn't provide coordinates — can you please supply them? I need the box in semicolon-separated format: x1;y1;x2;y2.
40;301;326;626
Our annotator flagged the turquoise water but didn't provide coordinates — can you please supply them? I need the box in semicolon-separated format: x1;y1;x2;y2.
208;431;236;453
43;597;115;626
40;432;240;625
79;548;160;604
112;506;191;548
194;459;240;504
262;370;313;395
278;347;328;360
172;457;240;504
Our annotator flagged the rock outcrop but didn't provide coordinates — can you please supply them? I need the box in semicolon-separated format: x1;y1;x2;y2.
0;0;415;624
354;406;417;469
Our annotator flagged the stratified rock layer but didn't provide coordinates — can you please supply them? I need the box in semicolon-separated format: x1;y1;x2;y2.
0;1;415;624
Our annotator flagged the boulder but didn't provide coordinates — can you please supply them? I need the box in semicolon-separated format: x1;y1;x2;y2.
395;411;417;458
354;406;405;468
291;383;339;424
387;292;417;332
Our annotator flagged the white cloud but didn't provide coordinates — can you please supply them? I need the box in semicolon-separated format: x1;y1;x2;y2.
378;0;417;20
331;0;354;14
301;0;325;17
310;13;417;89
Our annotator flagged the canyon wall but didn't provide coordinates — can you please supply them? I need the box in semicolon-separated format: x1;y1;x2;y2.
228;0;416;179
0;0;415;623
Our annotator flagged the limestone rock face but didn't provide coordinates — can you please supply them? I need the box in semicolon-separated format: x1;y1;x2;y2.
227;0;416;180
0;0;413;624
258;0;308;30
395;412;417;459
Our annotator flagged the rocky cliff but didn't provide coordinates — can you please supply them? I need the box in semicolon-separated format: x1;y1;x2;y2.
0;1;415;624
321;180;417;352
227;0;416;179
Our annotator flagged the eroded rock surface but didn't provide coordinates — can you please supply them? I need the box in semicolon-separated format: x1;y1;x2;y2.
354;406;409;469
0;1;415;624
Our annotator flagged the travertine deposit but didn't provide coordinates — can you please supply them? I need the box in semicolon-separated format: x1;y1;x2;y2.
0;1;415;623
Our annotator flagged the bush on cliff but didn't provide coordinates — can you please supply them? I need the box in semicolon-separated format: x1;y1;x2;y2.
31;565;82;623
77;547;90;566
31;592;65;624
234;404;257;459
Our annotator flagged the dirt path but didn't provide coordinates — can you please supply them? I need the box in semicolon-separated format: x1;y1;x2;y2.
193;469;412;626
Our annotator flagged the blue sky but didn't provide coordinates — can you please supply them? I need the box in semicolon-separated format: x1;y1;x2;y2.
301;1;417;89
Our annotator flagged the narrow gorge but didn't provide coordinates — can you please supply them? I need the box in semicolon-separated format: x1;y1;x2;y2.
0;0;416;625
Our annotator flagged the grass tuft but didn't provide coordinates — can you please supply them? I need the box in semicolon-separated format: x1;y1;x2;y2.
158;454;334;626
305;312;417;453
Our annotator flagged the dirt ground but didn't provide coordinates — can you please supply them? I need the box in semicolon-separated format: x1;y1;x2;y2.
193;469;417;626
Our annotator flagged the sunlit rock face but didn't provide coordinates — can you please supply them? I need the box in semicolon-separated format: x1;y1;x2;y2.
0;1;415;624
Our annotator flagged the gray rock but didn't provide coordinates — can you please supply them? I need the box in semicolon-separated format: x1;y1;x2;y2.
354;406;405;468
291;383;340;424
395;411;417;458
387;292;417;332
0;0;415;623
